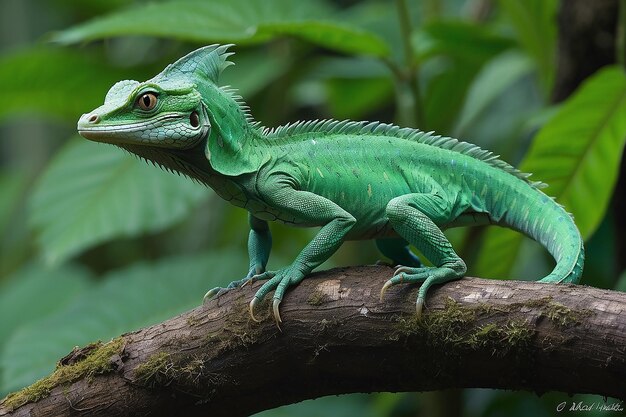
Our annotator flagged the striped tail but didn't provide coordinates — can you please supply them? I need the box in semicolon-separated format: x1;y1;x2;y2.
503;189;584;284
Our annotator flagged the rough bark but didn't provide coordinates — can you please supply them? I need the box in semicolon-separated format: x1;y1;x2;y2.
1;265;625;417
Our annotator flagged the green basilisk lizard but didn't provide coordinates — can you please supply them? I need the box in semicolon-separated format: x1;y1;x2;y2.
78;45;584;324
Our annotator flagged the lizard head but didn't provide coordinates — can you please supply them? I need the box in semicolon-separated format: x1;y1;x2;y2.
78;45;234;150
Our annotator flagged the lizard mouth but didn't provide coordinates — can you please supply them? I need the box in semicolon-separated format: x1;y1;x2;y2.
78;112;209;149
78;113;183;138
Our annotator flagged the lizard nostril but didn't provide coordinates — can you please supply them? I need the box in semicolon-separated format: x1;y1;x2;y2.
88;114;99;123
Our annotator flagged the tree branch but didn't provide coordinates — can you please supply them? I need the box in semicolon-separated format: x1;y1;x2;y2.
1;265;625;416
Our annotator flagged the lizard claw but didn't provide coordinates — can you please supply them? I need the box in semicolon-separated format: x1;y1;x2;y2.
249;297;261;322
272;298;283;324
380;279;393;302
393;266;412;276
203;287;226;303
240;277;254;289
203;290;215;303
416;297;424;318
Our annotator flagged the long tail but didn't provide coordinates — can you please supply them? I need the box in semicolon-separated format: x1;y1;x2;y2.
501;188;584;284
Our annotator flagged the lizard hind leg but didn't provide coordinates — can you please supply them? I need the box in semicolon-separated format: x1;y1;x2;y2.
380;193;466;317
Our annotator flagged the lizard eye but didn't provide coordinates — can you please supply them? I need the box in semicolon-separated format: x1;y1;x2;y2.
190;111;200;128
137;92;158;111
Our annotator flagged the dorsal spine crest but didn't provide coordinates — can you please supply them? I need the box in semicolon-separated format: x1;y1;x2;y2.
262;119;547;189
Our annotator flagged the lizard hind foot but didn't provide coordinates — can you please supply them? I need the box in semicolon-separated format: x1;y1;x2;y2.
380;265;464;317
380;267;430;302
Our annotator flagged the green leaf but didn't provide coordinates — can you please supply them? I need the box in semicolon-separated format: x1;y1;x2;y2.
255;393;379;417
413;21;515;133
220;48;291;98
0;262;92;394
0;263;92;346
496;0;557;91
0;47;151;122
0;171;28;238
291;56;393;119
454;51;535;138
53;0;390;57
474;66;626;278
326;77;393;119
29;138;208;264
413;20;515;65
259;20;389;57
523;67;626;237
0;250;244;393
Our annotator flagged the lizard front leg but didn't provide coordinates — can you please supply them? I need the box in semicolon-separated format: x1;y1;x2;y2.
250;179;356;324
203;214;272;300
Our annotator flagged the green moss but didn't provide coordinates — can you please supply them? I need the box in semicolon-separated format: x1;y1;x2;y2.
507;296;592;328
502;320;534;347
466;323;500;348
186;315;200;327
307;291;326;306
134;351;225;392
135;301;264;391
220;298;264;349
3;337;125;411
395;297;475;342
394;298;534;354
134;352;173;388
544;301;592;327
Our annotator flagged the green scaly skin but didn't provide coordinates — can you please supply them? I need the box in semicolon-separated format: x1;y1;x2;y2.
78;45;584;324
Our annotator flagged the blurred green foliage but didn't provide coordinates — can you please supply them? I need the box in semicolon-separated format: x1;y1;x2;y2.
0;0;624;415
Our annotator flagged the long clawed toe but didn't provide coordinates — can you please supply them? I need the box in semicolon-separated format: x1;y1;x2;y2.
380;273;404;302
203;287;226;303
249;297;261;323
239;277;255;289
272;298;282;325
379;280;392;302
247;296;283;329
416;297;425;318
393;265;413;276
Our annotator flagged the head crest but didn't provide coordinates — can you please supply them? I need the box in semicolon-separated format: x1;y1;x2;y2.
152;44;235;85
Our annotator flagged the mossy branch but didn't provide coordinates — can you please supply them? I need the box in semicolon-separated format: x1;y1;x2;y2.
1;265;625;416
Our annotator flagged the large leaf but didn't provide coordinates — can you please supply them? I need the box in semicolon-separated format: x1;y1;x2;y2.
0;263;92;347
413;20;514;66
1;250;244;393
522;67;626;236
29;138;208;264
0;171;32;278
0;172;26;235
0;263;92;395
413;21;515;133
291;56;393;119
0;48;152;122
496;0;557;91
454;51;535;140
474;66;626;278
254;393;381;417
53;0;390;57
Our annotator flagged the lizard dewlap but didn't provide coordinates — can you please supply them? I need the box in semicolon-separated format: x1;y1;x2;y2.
78;45;584;324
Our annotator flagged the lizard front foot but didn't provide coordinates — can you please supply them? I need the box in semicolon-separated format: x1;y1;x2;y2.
248;267;304;326
379;264;465;317
203;264;267;303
